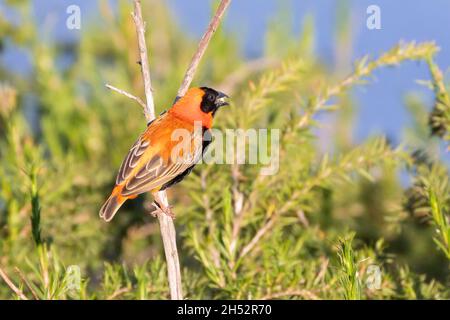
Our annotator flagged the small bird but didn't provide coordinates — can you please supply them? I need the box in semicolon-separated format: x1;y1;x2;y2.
100;87;229;222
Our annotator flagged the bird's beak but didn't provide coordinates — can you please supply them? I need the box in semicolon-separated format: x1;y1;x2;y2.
215;91;229;107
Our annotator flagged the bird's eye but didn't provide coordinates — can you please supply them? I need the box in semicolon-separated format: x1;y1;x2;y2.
207;93;215;102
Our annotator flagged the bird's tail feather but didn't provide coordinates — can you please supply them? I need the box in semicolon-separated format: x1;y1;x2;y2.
99;193;125;222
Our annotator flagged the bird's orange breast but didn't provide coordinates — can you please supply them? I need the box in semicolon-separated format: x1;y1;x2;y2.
141;112;196;162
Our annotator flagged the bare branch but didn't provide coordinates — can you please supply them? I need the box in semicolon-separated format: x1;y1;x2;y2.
107;287;131;300
156;199;182;299
261;289;320;300
14;267;38;300
0;266;28;300
239;214;278;260
314;257;329;286
105;84;147;111
132;0;155;122
238;187;311;260
177;0;232;98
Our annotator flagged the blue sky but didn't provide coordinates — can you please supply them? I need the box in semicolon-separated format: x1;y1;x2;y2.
2;0;450;150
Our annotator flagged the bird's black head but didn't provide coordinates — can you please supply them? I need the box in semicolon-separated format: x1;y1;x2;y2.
199;87;229;115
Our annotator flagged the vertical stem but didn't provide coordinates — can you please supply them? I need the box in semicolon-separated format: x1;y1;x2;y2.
157;196;183;299
0;267;28;300
132;0;155;122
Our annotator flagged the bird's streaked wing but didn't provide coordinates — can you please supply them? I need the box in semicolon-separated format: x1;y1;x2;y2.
117;125;203;197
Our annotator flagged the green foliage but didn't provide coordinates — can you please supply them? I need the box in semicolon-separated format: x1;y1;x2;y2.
337;234;361;300
29;165;42;247
428;187;450;259
0;1;449;300
426;57;450;145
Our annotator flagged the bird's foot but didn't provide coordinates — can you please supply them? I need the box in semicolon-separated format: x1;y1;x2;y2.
150;201;175;219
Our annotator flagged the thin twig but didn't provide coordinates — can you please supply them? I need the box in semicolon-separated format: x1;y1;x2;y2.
177;0;231;98
0;267;28;300
107;287;131;300
239;214;278;260
296;209;309;228
105;84;147;111
132;1;155;122
156;203;182;299
314;257;329;286
239;184;315;259
261;289;320;300
14;267;39;300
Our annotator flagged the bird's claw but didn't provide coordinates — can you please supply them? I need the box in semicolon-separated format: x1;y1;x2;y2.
150;201;175;219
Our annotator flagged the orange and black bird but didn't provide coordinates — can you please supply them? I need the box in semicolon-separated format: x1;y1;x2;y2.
99;87;229;222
